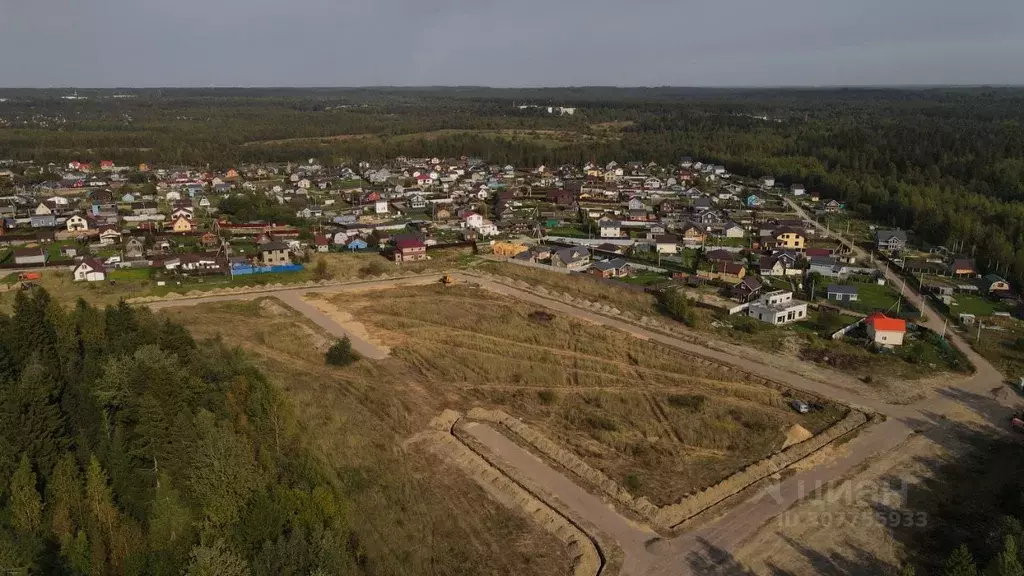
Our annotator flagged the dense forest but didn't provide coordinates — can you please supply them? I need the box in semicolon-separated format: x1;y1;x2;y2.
0;289;364;574
3;87;1024;286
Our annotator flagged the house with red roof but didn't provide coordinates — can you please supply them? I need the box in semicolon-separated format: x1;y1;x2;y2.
100;160;115;171
313;234;330;252
865;313;906;347
393;237;426;263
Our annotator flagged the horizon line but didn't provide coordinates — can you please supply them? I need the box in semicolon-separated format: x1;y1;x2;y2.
1;84;1024;91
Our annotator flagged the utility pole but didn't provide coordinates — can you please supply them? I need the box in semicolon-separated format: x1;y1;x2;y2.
977;321;983;344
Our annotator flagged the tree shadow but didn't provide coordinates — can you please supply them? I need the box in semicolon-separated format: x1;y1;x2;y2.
683;534;895;576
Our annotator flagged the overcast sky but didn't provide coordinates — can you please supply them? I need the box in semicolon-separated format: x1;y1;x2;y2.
1;0;1022;87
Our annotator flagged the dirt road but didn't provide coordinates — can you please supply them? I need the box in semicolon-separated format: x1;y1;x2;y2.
786;199;1004;397
147;274;438;361
145;269;1009;575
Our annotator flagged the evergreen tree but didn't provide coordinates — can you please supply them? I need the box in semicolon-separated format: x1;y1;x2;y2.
325;337;358;366
945;544;979;576
0;364;68;479
184;539;250;576
986;536;1024;576
63;530;91;576
46;452;84;547
9;454;42;535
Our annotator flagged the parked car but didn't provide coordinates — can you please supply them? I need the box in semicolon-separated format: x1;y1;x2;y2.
790;400;810;414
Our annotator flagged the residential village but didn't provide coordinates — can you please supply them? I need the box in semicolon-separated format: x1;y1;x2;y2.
0;154;1017;370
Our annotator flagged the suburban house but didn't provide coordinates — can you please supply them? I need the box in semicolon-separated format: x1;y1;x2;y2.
949;258;977;278
30;214;57;228
680;223;706;244
72;258;107;282
313;234;330;252
980;274;1012;295
790;184;806;196
759;256;787;277
731;276;764;302
651;235;680;254
826;284;859;302
720;222;745;238
393;237;427;263
875;230;907;252
774;227;805;251
124;237;145;258
806;255;839;274
760;176;775;188
714;261;746;282
13;247;48;266
821;199;843;213
599;219;622;239
551;247;591;270
747;291;808;325
866;313;906;347
588;258;631;279
66;214;90;232
745;194;763;208
257;241;291;265
345;238;368;251
170;216;193;233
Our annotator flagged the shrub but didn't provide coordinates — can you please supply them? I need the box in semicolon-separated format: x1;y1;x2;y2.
359;261;387;277
314;257;330;280
624;474;642;493
537;389;558;405
666;394;706;411
325;337;358;366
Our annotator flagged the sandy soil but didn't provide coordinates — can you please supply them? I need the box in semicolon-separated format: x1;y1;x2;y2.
301;294;393;354
782;424;813;449
734;434;943;575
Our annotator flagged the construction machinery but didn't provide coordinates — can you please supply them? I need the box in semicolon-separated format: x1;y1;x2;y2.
441;274;455;286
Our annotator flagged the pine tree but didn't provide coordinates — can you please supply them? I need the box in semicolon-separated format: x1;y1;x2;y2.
183;539;250;576
46;452;84;547
147;475;194;576
987;536;1024;576
9;454;42;535
944;544;979;576
84;456;119;573
0;363;69;479
62;530;91;576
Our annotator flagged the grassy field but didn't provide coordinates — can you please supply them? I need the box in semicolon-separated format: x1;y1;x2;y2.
948;294;1014;317
331;284;846;506
970;317;1024;379
159;297;570;576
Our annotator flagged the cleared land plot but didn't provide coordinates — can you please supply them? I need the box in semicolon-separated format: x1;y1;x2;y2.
332;284;846;507
948;294;1014;317
158;297;570;576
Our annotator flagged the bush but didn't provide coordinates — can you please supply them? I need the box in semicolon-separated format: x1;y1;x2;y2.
666;394;706;411
314;258;330;280
537;390;558;405
359;261;387;277
624;474;642;493
325;337;358;366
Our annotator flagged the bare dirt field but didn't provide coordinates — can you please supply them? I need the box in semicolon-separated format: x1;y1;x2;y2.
158;297;570;576
322;283;847;507
733;432;945;575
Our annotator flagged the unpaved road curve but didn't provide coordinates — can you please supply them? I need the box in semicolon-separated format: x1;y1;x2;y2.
145;270;1008;575
146;275;438;360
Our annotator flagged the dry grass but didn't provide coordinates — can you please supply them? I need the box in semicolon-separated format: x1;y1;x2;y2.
159;297;569;576
333;284;846;506
476;260;662;318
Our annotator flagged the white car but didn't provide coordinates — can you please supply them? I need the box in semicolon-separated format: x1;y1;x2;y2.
790;400;810;414
104;256;122;265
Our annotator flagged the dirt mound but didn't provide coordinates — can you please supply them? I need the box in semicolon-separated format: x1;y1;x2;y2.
259;298;292;317
782;424;813;449
992;386;1011;402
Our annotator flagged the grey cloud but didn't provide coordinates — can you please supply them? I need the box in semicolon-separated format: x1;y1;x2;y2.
0;0;1022;86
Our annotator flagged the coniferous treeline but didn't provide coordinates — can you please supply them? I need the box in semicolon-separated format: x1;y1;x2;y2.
0;289;361;575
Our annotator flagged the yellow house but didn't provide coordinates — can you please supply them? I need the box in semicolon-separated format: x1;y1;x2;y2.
171;216;193;233
774;227;805;250
492;242;528;257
